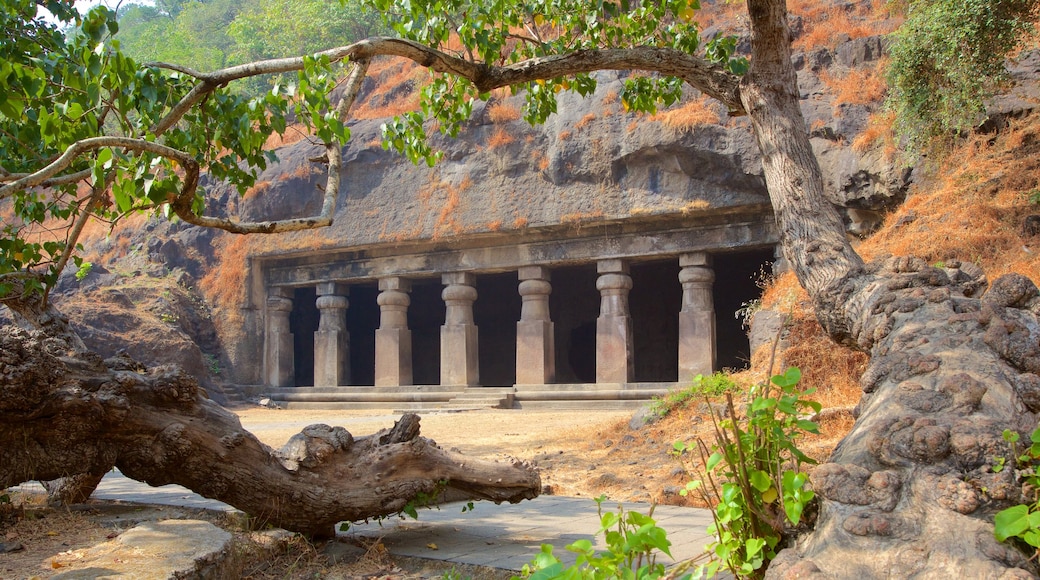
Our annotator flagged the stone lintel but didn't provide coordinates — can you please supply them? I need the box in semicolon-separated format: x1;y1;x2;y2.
679;252;712;268
596;259;629;274
518;265;551;281
378;276;412;292
263;218;777;286
442;272;476;286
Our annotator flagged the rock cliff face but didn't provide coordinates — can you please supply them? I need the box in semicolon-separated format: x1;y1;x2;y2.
46;20;1040;389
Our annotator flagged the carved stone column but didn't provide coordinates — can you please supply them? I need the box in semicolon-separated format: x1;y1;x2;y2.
313;283;349;387
375;277;413;387
441;272;479;386
516;266;555;385
265;287;295;387
678;252;716;381
596;259;633;383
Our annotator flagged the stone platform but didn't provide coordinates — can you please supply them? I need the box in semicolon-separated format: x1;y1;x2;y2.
261;382;675;410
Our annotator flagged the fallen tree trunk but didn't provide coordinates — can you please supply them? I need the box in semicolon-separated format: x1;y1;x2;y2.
0;327;539;536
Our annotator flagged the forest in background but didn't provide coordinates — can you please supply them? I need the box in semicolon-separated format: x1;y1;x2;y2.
112;0;387;93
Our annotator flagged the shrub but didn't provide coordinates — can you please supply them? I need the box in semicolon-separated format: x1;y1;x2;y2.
513;497;674;580
673;367;820;579
649;372;741;418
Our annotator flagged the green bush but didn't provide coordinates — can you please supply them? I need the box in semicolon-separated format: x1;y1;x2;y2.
673;367;820;579
513;496;675;580
649;373;741;418
994;427;1040;558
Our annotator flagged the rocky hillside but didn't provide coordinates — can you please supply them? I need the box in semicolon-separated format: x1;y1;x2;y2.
23;0;1035;399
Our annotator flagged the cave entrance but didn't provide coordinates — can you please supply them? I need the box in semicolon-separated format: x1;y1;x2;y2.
408;279;443;385
475;272;521;386
290;286;318;386
345;283;378;386
714;248;776;370
631;259;681;382
550;264;599;383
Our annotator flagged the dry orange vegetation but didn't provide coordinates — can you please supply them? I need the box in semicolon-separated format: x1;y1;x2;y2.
851;110;898;156
792;0;901;50
652;95;722;132
488;101;522;123
487;127;515;148
821;60;888;108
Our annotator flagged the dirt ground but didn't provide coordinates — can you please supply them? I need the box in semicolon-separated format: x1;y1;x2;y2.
2;404;851;579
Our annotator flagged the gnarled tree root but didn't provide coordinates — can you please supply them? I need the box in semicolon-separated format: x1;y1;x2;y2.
0;327;539;536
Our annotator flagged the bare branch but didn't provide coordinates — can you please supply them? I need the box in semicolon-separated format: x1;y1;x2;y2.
168;59;371;235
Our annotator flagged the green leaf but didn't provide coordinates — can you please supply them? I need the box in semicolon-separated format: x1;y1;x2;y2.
995;504;1032;542
749;470;772;493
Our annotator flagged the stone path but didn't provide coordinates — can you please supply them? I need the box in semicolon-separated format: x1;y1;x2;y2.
81;470;716;572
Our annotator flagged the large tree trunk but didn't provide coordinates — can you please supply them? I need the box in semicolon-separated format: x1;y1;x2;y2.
742;0;1040;576
0;327;539;537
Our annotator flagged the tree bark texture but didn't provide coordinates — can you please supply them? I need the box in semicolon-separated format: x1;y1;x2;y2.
0;327;539;537
738;0;1039;576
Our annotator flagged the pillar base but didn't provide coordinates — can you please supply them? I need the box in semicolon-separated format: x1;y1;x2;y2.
375;327;413;386
314;329;349;387
441;324;479;386
266;332;295;387
678;311;715;382
596;315;633;383
516;320;555;384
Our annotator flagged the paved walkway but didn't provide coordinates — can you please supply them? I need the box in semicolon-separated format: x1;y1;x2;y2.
69;470;716;572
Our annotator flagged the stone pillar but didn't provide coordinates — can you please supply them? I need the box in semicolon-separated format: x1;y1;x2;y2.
441;272;479;386
313;282;349;387
516;266;555;385
678;252;716;381
375;277;413;387
265;287;295;387
596;259;633;384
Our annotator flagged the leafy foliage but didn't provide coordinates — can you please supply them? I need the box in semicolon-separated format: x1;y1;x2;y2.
114;0;387;94
0;1;351;302
886;0;1040;156
649;372;742;419
362;0;747;165
514;496;675;580
994;427;1040;558
672;367;820;579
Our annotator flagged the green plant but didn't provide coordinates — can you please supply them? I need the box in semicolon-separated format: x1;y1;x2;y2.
993;427;1040;558
649;372;741;418
513;496;674;580
1027;188;1040;205
204;353;222;376
673;367;820;579
886;0;1039;157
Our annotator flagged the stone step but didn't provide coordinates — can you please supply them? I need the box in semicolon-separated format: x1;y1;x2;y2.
514;399;651;410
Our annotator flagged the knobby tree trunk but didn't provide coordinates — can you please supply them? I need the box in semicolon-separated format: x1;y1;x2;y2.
0;327;539;537
743;0;1039;576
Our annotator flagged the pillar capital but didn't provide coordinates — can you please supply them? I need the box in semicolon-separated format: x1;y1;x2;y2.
316;294;349;311
316;282;349;297
442;272;476;287
378;276;412;292
518;266;551;282
597;259;629;275
679;252;712;268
